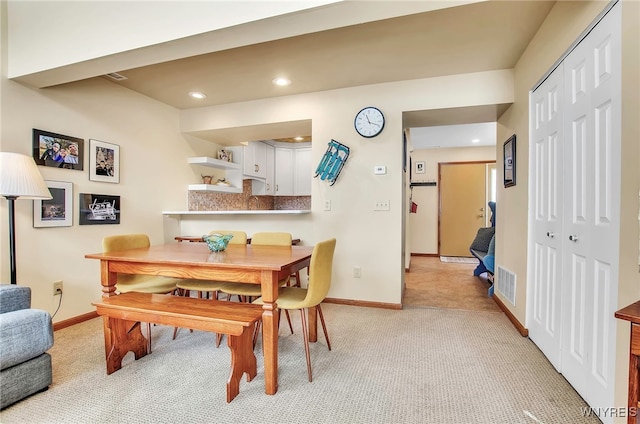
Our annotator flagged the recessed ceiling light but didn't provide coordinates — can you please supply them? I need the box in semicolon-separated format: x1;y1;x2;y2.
294;136;304;141
272;77;291;86
472;138;480;143
189;91;207;99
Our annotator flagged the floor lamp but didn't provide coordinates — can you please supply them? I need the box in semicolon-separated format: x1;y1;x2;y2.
0;152;52;284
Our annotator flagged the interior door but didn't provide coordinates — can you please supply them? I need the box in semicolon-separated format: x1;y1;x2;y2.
528;65;564;371
560;4;620;410
439;162;487;257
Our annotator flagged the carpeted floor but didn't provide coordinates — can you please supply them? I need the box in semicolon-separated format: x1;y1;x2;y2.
0;303;598;424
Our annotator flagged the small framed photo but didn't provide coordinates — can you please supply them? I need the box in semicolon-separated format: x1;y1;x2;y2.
79;193;120;225
33;181;73;228
89;139;120;183
33;129;84;170
415;161;426;174
217;149;233;162
503;134;516;188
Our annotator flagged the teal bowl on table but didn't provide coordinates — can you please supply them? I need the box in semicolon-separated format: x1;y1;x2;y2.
202;233;233;252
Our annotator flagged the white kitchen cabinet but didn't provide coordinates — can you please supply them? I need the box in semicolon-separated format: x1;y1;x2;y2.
264;144;275;195
275;144;311;196
243;141;267;179
275;147;294;195
294;147;312;196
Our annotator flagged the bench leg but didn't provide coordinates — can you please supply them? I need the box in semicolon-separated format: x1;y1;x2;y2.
226;322;258;402
103;317;148;375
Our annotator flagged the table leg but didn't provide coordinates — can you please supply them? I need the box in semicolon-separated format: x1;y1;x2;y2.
261;270;279;395
100;260;118;298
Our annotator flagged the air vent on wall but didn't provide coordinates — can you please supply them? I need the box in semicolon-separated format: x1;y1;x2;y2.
496;266;516;305
104;72;127;81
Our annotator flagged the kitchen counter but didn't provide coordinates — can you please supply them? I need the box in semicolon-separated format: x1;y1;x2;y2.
162;210;311;216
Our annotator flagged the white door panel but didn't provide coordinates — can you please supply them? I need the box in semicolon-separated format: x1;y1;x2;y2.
528;4;620;419
528;64;564;370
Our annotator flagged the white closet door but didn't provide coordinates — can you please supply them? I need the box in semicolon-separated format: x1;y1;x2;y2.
528;66;564;370
560;3;620;411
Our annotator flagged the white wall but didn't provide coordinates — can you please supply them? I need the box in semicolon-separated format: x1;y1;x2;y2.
408;146;495;255
0;75;195;320
179;70;513;306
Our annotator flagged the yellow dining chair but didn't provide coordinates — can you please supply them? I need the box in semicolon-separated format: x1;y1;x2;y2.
254;238;336;382
102;233;183;353
173;230;248;344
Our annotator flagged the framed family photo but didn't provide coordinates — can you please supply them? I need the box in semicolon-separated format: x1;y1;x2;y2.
79;193;120;225
503;134;516;188
33;181;73;228
89;139;120;183
32;129;84;170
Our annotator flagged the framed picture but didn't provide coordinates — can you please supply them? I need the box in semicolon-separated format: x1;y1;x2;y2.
89;139;120;183
217;149;233;162
32;129;84;170
33;181;73;228
79;193;120;225
503;134;516;187
415;161;426;174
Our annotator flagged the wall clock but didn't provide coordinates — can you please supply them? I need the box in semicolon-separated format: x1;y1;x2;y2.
354;106;385;138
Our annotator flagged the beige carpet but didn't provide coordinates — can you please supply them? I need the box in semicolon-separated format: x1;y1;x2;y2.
0;304;599;424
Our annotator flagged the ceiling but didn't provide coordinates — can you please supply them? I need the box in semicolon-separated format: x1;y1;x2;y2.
74;1;555;147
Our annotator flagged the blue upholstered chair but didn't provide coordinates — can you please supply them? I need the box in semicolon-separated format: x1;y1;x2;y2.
0;284;54;409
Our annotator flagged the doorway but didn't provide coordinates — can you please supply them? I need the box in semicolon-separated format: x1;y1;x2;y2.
439;161;496;257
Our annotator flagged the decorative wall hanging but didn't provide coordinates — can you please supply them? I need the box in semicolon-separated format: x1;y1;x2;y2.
314;139;350;186
32;129;84;170
33;180;73;228
79;193;120;225
89;139;120;183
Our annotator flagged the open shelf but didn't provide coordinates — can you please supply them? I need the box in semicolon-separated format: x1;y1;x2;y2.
187;184;242;194
188;156;240;170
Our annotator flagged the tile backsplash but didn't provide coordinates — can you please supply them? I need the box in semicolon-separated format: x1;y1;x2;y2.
188;179;311;211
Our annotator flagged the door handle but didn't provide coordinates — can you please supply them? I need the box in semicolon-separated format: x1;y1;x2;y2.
569;235;579;242
546;232;555;238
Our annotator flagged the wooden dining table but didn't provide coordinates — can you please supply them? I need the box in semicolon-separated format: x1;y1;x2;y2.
85;242;314;395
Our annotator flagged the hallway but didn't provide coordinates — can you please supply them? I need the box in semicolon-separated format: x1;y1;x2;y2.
404;256;498;312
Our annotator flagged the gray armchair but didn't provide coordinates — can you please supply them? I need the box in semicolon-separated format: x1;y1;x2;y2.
0;284;54;409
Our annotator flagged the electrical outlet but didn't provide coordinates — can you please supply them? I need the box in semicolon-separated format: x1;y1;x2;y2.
353;266;362;278
374;200;390;211
324;200;331;211
53;280;63;296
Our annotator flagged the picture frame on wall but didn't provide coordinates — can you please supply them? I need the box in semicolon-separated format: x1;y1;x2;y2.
79;193;120;225
33;181;73;228
415;161;426;174
89;139;120;183
32;129;84;170
503;134;516;187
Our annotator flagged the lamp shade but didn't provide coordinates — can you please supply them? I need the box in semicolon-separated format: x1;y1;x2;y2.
0;152;52;199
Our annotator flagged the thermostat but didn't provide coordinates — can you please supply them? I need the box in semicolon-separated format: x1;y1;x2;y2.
374;165;387;175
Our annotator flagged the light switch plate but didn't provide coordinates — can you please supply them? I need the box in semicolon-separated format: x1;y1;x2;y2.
374;165;386;175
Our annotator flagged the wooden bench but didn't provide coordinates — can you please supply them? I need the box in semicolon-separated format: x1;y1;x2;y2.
92;292;263;402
